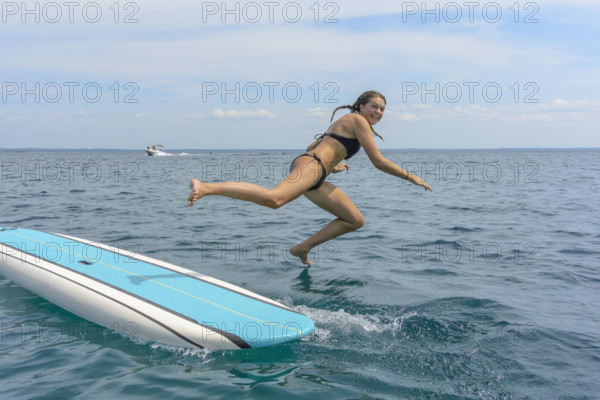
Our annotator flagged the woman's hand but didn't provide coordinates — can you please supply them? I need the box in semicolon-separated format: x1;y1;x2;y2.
332;163;349;174
408;174;432;191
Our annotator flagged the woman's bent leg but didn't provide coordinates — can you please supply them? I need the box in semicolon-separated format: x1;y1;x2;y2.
290;182;364;265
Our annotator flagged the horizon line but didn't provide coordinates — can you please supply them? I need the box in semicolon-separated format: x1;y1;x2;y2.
2;147;600;152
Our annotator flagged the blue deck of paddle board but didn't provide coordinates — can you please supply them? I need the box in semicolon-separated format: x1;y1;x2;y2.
0;228;314;348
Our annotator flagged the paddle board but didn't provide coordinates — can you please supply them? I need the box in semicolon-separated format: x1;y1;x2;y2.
0;227;314;350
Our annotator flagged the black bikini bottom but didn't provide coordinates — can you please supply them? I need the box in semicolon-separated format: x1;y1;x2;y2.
290;153;327;191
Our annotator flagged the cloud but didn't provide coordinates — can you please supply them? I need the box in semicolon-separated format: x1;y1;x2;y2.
516;112;584;123
305;107;330;118
397;113;421;122
211;109;277;119
2;1;599;149
1;20;574;85
382;100;596;124
384;110;423;122
532;99;596;110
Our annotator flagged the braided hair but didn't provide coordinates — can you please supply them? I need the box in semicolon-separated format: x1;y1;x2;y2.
330;91;386;140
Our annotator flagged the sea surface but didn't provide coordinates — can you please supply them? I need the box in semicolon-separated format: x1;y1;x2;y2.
1;149;599;399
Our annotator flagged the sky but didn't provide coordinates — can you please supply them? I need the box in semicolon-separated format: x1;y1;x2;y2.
1;0;599;150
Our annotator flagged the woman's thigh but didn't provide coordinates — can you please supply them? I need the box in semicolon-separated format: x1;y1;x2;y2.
302;182;364;225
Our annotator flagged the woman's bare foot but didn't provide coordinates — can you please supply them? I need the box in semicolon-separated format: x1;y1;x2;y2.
290;245;311;266
187;179;207;206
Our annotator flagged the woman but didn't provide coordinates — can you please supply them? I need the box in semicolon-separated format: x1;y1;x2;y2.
188;91;432;265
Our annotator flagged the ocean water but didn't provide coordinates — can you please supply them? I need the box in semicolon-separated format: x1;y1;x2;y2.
0;149;599;399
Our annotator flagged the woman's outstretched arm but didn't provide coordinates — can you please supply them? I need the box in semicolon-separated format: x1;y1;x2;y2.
352;115;432;191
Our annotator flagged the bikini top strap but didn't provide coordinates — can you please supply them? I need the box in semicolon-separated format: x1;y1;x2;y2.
308;133;326;151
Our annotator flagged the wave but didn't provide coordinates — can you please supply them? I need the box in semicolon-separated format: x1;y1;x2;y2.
448;226;483;233
294;300;491;347
8;215;58;224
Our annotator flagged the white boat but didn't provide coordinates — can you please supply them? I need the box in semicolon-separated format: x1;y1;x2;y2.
144;144;167;156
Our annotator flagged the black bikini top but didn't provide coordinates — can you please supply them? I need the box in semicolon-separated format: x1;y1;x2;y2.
315;132;362;160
